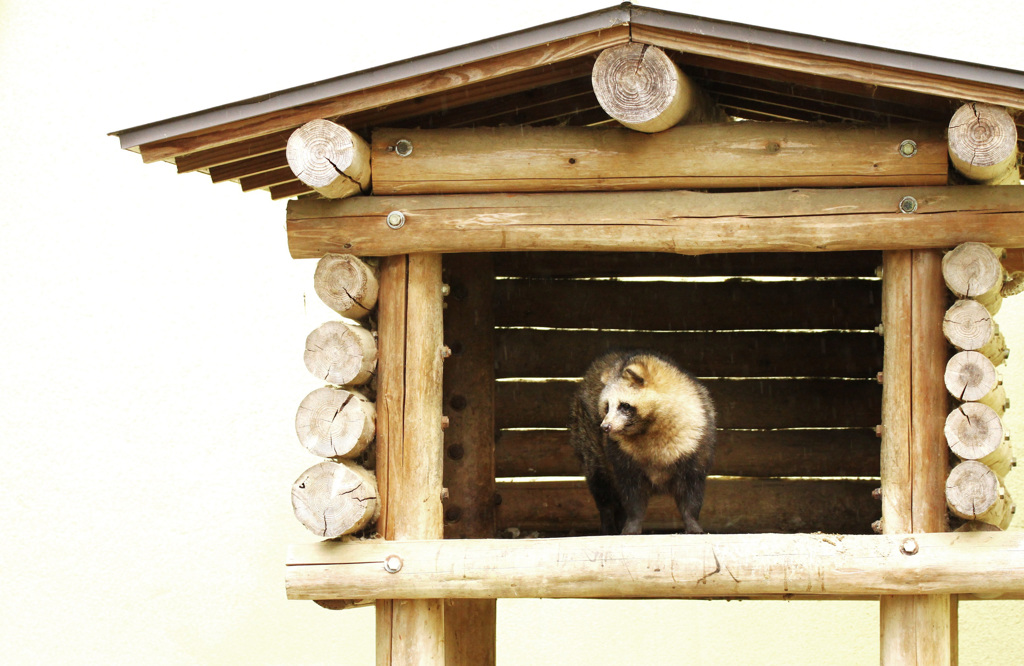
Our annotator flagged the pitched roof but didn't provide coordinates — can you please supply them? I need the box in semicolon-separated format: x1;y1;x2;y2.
111;3;1024;199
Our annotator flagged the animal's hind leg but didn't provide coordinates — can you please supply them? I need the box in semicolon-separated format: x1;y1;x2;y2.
671;468;708;534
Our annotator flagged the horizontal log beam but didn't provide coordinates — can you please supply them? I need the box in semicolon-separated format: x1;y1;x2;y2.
285;531;1024;601
372;123;946;194
286;186;1024;258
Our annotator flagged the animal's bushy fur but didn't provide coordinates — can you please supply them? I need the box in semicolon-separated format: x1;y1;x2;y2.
569;349;716;535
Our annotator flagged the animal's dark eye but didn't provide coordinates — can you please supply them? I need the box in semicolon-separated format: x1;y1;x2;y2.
619;402;635;414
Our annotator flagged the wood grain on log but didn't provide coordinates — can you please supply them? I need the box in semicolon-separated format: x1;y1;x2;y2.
287;186;1024;259
942;299;1007;365
942;242;1006;314
303;321;377;386
291;460;378;538
286;531;1024;601
370;123;946;193
286;120;371;199
591;43;716;132
295;387;375;459
313;254;379;318
944;350;1003;410
946;460;1015;529
948;103;1020;185
375;254;446;665
945;403;1012;477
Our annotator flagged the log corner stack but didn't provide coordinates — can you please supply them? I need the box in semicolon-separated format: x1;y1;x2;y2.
291;254;382;540
942;242;1018;529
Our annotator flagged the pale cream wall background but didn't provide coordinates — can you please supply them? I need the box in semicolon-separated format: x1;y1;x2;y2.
1;1;1022;664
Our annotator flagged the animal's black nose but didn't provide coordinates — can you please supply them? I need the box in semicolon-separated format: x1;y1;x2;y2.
601;423;611;433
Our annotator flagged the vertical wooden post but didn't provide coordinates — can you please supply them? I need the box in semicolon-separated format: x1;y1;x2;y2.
879;250;954;665
376;254;446;666
441;254;497;665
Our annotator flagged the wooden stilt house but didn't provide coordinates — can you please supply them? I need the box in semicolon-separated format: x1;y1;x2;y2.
113;4;1024;664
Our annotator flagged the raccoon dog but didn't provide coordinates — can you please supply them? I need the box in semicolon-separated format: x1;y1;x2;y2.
569;350;716;535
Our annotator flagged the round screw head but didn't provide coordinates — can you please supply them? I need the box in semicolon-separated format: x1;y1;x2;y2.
386;211;406;229
899;196;918;214
394;139;413;157
898;139;918;157
900;538;919;556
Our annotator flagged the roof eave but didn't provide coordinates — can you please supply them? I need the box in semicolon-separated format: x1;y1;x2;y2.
111;2;1024;156
110;4;632;150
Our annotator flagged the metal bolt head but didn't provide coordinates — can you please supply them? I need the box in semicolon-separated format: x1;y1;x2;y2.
394;139;413;157
899;196;918;214
386;211;406;229
384;555;403;573
898;139;918;157
900;538;919;556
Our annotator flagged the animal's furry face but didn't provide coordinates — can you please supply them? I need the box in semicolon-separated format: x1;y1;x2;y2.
598;361;650;437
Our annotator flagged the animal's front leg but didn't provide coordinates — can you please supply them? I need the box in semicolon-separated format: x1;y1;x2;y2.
584;469;624;535
617;477;651;535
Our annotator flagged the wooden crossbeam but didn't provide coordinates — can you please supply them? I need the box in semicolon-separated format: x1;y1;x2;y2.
286;186;1024;259
285;531;1024;601
371;123;947;194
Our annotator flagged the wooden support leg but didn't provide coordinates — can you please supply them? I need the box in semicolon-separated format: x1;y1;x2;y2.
879;250;954;665
442;254;497;666
376;254;446;666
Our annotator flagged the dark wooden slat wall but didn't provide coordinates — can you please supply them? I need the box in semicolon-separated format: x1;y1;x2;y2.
496;479;880;535
495;378;882;430
446;251;884;537
496;329;882;379
493;279;881;331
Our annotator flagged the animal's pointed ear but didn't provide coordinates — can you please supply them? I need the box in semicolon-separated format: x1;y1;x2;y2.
622;362;647;387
